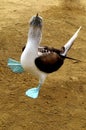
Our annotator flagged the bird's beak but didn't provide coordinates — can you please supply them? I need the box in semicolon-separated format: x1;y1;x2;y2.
35;13;39;21
36;13;38;18
34;13;42;27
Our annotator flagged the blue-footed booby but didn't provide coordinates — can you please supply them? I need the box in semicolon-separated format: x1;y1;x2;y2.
8;14;81;98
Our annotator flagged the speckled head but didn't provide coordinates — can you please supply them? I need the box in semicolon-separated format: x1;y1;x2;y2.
29;13;43;28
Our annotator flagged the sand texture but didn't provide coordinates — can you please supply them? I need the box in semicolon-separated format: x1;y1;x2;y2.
0;0;86;130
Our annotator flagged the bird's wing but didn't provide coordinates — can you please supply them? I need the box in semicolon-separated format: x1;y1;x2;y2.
35;51;64;73
22;45;64;56
38;46;63;56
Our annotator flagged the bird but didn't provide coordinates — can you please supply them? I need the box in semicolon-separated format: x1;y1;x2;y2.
8;14;81;99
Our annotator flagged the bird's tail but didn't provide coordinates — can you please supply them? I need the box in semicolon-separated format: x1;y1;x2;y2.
60;26;82;56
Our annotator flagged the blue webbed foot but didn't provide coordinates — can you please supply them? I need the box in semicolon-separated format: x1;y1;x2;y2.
25;85;41;99
7;58;24;73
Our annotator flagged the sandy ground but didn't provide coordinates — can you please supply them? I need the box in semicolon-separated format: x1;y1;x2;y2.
0;0;86;130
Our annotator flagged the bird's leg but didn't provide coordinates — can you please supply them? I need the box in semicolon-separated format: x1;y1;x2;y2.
25;74;47;99
25;83;41;99
7;58;24;73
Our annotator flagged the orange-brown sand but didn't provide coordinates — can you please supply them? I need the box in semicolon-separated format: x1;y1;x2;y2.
0;0;86;129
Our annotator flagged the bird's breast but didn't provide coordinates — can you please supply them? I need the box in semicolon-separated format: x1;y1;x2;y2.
20;47;42;76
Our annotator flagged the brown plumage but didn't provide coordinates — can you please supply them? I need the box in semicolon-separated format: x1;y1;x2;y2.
22;45;65;73
35;52;64;73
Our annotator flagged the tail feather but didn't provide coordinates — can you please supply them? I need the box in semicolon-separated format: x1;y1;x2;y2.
61;26;82;56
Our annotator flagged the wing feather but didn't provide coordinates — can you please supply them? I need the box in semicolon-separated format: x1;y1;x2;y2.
35;52;64;73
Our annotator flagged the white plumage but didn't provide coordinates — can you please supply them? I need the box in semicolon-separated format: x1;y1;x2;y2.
8;14;81;99
20;14;81;98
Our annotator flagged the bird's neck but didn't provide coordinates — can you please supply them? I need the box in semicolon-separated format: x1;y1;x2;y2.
26;26;42;49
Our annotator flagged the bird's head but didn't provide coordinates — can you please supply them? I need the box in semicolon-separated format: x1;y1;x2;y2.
28;14;43;41
29;13;43;28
